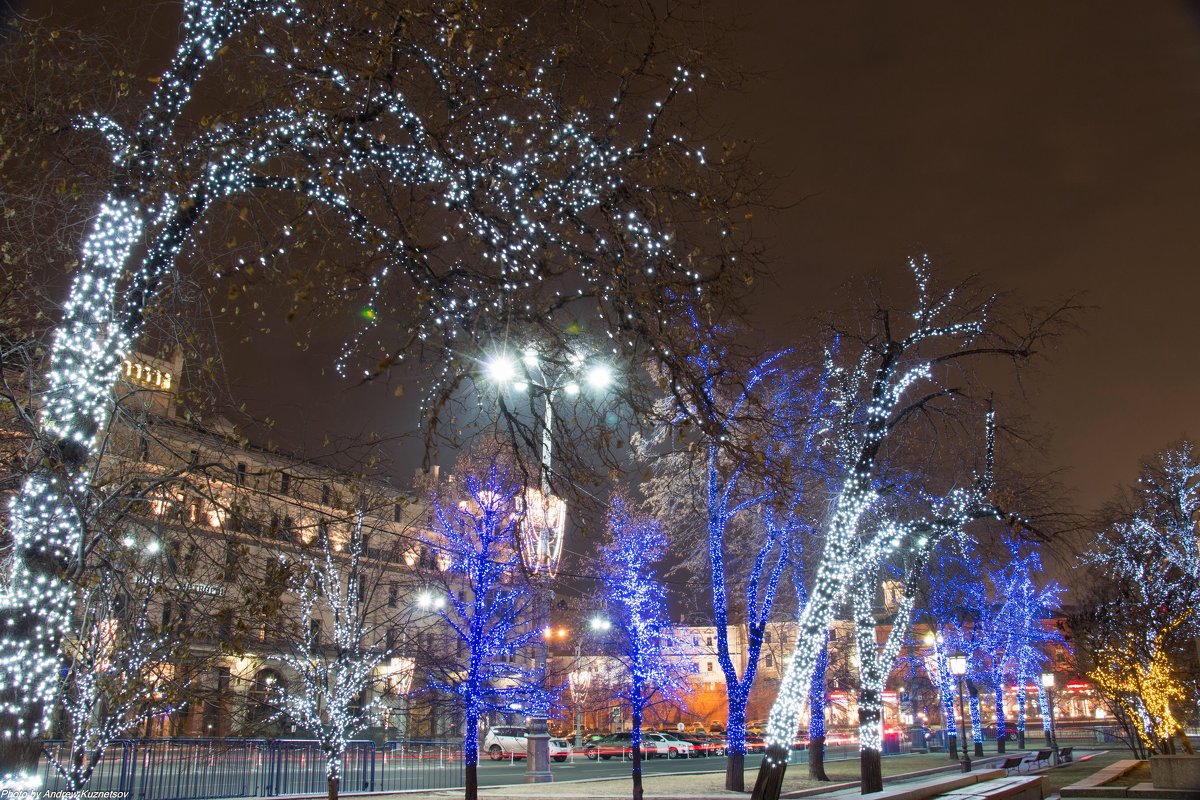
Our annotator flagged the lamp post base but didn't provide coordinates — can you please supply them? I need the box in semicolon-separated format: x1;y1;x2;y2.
524;729;554;783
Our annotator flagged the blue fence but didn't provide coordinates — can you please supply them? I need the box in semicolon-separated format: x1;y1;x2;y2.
36;739;464;800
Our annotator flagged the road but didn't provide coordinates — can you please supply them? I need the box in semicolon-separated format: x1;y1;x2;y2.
472;752;767;786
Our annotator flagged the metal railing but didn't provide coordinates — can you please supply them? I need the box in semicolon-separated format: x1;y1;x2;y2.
378;740;465;793
36;738;463;800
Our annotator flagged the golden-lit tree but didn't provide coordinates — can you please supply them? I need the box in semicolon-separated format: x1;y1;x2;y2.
1087;614;1191;756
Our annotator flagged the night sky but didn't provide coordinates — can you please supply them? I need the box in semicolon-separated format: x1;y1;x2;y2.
211;1;1200;515
17;1;1200;514
720;1;1200;511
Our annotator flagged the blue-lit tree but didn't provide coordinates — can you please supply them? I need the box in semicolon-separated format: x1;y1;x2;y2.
1001;545;1064;749
750;263;1075;800
968;540;1065;755
917;532;989;756
640;306;830;791
599;496;691;800
424;463;547;800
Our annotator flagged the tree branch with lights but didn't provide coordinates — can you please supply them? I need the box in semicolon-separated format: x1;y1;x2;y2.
750;262;1075;800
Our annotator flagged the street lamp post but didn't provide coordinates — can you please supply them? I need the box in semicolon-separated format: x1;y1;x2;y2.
949;653;971;773
1042;671;1059;765
483;347;612;784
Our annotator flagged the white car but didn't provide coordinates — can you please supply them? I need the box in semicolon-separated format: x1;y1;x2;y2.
483;727;572;762
642;732;693;759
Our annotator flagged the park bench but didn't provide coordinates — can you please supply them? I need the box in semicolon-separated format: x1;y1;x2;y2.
1058;747;1073;763
1033;749;1054;769
1000;755;1031;775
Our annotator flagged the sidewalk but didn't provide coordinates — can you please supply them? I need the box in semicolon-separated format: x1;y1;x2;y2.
350;752;1024;800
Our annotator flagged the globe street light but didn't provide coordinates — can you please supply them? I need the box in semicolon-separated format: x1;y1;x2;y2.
1042;671;1059;765
482;345;614;783
948;653;971;773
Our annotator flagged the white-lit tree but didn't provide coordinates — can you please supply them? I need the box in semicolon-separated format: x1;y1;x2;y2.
1090;442;1200;638
750;263;1072;800
44;560;190;797
0;0;758;783
275;510;390;800
1074;441;1200;757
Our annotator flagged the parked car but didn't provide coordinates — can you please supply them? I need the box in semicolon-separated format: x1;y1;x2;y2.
483;727;572;762
549;738;573;762
583;732;650;761
678;733;725;756
642;732;693;759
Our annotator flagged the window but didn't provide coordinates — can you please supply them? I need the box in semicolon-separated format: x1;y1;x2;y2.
188;449;199;466
705;636;712;647
706;662;714;672
223;542;238;581
765;631;773;644
236;462;247;487
828;628;838;641
160;601;172;631
692;636;699;646
388;583;398;608
321;483;331;505
393;503;403;523
139;436;150;462
280;472;291;494
765;654;775;667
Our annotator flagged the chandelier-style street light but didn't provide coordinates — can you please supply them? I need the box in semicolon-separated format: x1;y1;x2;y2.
482;344;613;783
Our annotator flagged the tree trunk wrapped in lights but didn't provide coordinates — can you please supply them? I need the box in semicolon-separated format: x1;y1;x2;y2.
968;682;984;756
0;2;293;781
852;544;929;794
853;587;914;794
750;263;1073;800
807;639;831;781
